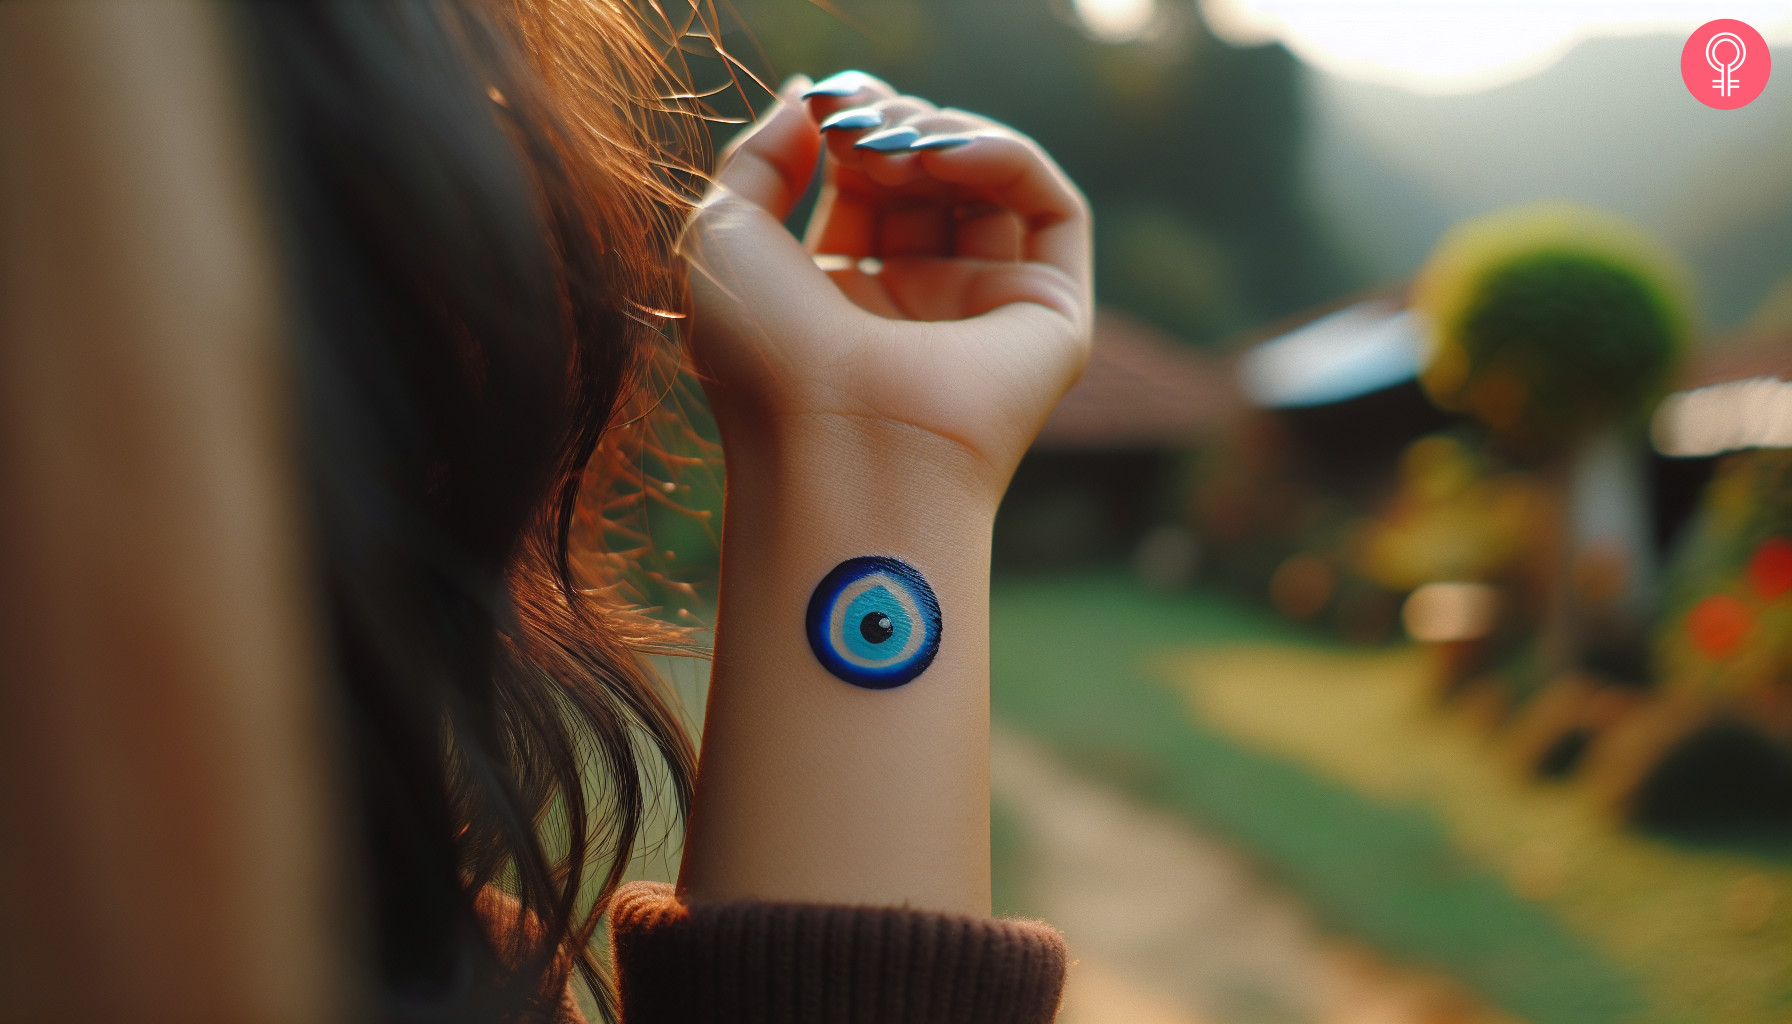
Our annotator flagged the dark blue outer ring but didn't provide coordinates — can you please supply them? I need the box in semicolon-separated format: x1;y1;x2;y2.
804;556;942;689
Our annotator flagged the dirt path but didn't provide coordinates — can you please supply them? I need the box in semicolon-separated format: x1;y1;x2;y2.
991;725;1514;1024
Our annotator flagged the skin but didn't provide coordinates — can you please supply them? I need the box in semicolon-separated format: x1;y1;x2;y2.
677;75;1093;916
0;3;349;1022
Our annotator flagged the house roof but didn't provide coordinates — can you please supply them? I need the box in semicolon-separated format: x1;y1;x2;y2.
1675;330;1792;389
1033;309;1239;451
1046;297;1792;457
1238;299;1422;408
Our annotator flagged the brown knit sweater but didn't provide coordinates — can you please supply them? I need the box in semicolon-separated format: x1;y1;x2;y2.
607;881;1068;1023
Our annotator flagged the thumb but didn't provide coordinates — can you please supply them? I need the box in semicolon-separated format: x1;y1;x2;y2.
686;76;838;328
710;75;821;221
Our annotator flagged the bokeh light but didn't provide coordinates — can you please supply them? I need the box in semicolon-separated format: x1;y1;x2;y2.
1072;0;1160;43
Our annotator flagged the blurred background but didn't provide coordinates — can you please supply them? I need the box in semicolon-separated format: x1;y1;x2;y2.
626;3;1792;1021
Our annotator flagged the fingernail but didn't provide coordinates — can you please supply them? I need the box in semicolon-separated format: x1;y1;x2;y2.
909;132;979;151
819;108;884;132
854;126;921;152
803;70;874;98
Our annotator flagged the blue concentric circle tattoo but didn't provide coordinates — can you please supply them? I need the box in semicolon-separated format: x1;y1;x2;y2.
804;556;942;689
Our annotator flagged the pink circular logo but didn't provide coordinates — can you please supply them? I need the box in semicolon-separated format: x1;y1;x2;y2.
1682;19;1771;109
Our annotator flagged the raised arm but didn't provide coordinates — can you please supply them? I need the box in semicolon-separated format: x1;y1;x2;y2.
674;73;1093;916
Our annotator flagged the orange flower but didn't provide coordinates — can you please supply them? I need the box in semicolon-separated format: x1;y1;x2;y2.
1747;536;1792;601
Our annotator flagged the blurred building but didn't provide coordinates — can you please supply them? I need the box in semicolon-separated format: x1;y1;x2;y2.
996;309;1237;568
1234;287;1450;498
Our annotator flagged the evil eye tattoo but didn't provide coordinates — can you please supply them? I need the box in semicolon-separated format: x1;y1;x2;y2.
805;556;942;689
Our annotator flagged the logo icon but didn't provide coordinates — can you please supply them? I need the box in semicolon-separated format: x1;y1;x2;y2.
1708;31;1746;96
1682;20;1770;109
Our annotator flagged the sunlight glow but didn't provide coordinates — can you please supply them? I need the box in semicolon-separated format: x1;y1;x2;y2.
1199;0;1792;93
1074;0;1160;43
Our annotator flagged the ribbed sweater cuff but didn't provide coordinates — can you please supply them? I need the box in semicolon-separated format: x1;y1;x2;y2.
609;881;1067;1023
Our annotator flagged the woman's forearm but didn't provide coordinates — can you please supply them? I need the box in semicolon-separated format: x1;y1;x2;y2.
673;70;1089;921
677;412;997;917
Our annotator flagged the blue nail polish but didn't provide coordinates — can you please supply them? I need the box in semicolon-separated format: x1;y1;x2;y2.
820;108;884;132
803;70;874;98
909;132;978;151
854;126;920;152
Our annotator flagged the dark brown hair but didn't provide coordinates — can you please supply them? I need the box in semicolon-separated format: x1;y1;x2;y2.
240;2;721;1019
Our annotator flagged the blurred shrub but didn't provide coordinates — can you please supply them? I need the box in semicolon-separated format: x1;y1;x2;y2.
1413;204;1692;448
1355;434;1546;591
1656;450;1792;702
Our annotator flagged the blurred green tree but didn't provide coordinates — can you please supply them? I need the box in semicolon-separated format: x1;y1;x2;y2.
1415;205;1690;448
1412;204;1692;679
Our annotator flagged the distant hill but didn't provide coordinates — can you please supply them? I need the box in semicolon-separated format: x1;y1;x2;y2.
1304;34;1792;329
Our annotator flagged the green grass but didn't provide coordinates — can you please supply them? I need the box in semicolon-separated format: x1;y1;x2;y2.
989;571;1644;1024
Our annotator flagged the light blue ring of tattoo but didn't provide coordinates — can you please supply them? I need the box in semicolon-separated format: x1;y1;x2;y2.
804;556;942;689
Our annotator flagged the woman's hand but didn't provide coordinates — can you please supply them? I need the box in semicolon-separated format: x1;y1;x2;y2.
676;75;1090;915
683;72;1092;501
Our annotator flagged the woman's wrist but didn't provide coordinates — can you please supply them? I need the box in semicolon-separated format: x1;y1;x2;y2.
677;410;998;916
715;405;1012;520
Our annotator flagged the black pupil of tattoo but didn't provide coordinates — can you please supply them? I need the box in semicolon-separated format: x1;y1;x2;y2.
860;612;894;644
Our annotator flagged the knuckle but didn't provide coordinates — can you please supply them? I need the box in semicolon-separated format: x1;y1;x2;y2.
1066;180;1093;220
872;97;933;121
